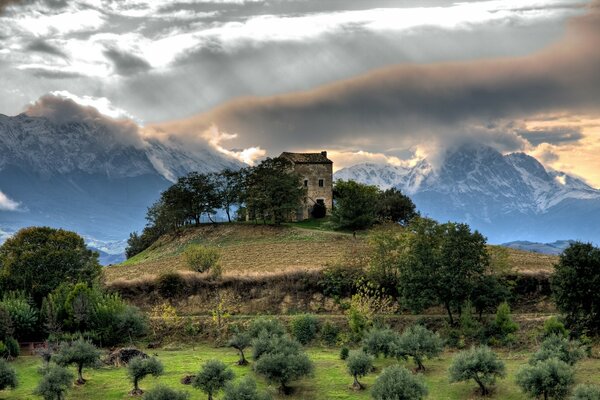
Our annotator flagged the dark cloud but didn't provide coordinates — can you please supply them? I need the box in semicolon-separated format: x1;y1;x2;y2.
103;48;151;76
26;39;68;59
27;68;83;79
518;126;585;146
0;0;20;12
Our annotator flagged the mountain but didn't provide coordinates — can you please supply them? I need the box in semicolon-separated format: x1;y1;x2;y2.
0;112;241;256
502;240;575;255
334;143;600;243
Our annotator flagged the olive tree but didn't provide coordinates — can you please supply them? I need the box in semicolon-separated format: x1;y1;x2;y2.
228;331;252;365
530;335;586;366
397;325;444;371
185;245;221;274
346;350;372;390
54;338;101;384
192;359;234;400
362;327;401;358
128;356;164;396
371;365;428;400
143;385;189;400
0;359;17;391
290;314;319;345
223;376;272;400
572;384;600;400
34;364;73;400
516;358;574;400
448;346;505;396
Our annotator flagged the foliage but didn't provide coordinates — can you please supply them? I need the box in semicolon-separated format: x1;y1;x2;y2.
448;346;506;396
367;226;403;291
0;337;19;359
320;321;340;346
331;180;380;230
156;272;185;298
516;358;574;400
34;364;73;400
0;358;17;391
0;292;39;340
248;317;285;339
192;359;234;400
142;385;189;400
0;227;101;302
0;306;14;340
346;350;372;390
290;314;319;345
127;357;164;394
346;282;395;340
318;262;363;300
149;303;183;338
54;338;101;384
361;327;400;358
397;325;444;371
228;331;252;365
340;347;350;360
376;188;418;226
572;384;600;400
552;242;600;334
185;245;221;274
371;365;428;400
470;275;510;319
491;302;519;345
530;335;586;366
213;168;245;223
223;376;272;400
543;317;569;339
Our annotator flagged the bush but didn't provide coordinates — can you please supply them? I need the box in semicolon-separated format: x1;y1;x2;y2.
128;356;164;395
318;263;363;299
516;358;574;400
34;364;73;400
228;331;252;365
192;359;234;400
0;359;17;391
572;384;600;400
223;376;272;400
54;338;101;384
491;302;519;344
448;346;506;396
340;347;350;360
371;365;427;400
346;350;372;390
185;245;221;274
0;337;20;359
530;335;586;366
248;317;285;339
543;317;569;339
0;292;39;340
397;325;444;371
362;327;400;358
320;321;340;346
290;314;319;345
143;385;189;400
156;272;185;298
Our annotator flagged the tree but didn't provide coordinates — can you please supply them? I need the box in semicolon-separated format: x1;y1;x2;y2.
192;360;234;400
361;327;401;358
376;188;418;225
371;365;428;400
228;331;251;365
471;275;510;319
491;302;519;344
54;338;100;385
34;364;73;400
346;350;372;390
0;359;17;391
448;346;506;396
142;385;189;400
530;335;586;366
331;180;380;230
290;314;319;345
128;356;164;395
0;227;101;302
213;169;245;223
248;317;285;339
552;242;600;334
572;384;600;400
396;325;444;371
223;376;272;400
185;245;221;274
516;358;574;400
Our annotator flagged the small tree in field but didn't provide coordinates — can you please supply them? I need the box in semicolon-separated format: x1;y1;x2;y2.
449;346;505;396
572;384;600;400
185;245;221;274
397;325;444;371
54;338;101;384
192;360;234;400
530;335;586;366
346;350;372;390
34;364;73;400
362;327;401;358
516;358;574;400
143;385;189;400
290;314;319;345
228;331;251;365
0;359;17;391
223;376;272;400
128;357;164;396
371;365;428;400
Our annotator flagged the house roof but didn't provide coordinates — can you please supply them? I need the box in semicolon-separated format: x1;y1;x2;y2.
279;151;333;164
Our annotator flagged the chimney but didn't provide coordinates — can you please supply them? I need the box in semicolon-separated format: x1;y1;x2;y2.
321;151;327;158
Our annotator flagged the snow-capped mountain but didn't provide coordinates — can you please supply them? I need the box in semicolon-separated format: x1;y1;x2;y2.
0;112;241;260
335;144;600;243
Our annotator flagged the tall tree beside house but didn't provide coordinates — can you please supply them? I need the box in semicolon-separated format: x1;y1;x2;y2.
331;180;380;230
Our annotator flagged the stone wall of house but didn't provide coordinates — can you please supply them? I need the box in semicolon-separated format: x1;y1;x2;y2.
294;162;333;219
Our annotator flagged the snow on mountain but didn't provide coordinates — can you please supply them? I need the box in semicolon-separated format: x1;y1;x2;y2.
334;163;410;189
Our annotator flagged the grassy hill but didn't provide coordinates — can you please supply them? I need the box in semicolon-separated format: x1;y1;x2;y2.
104;222;557;283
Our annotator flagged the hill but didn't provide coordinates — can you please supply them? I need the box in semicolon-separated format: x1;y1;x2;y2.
104;223;557;282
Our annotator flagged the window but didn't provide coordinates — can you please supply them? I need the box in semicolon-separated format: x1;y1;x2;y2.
304;179;308;187
318;179;324;187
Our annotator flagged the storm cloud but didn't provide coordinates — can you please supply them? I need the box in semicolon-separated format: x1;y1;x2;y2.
103;48;151;76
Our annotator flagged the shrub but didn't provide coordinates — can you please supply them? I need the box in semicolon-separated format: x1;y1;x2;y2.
1;337;19;359
128;356;164;395
448;346;506;396
156;272;185;298
572;384;600;400
290;314;319;345
54;338;101;384
248;317;285;339
0;292;39;340
491;302;519;344
371;365;428;400
0;359;17;391
346;350;372;390
320;321;340;346
228;331;252;365
516;358;574;400
185;245;221;274
143;385;189;400
530;335;586;366
318;263;363;299
362;327;400;358
397;325;444;371
543;317;569;339
340;347;350;360
223;376;272;400
34;364;73;400
192;360;234;400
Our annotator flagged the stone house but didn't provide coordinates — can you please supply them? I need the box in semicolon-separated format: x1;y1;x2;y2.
280;151;333;220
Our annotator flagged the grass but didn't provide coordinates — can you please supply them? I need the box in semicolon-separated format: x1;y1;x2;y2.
105;223;557;283
2;345;599;400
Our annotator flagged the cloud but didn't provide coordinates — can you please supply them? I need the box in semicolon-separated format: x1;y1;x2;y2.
518;126;585;146
103;47;151;76
0;0;21;12
0;190;19;211
26;38;68;58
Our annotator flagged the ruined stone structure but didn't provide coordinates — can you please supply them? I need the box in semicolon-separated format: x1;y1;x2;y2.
280;151;333;220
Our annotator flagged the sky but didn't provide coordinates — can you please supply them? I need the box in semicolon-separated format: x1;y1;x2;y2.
1;0;599;185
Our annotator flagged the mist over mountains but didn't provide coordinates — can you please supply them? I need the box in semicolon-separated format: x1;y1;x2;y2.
335;144;600;244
